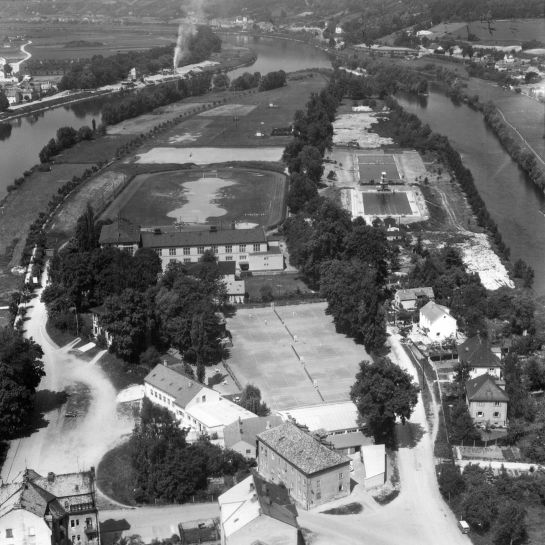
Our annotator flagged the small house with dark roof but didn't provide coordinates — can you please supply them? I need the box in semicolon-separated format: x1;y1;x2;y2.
98;218;141;255
218;471;302;545
419;301;457;341
458;335;502;380
466;374;509;428
223;415;284;459
144;364;256;443
257;421;350;510
0;469;99;545
395;287;434;310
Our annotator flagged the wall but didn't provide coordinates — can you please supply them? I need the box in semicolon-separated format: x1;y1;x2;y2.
228;516;297;545
468;367;501;380
468;400;507;427
66;512;99;545
0;509;51;545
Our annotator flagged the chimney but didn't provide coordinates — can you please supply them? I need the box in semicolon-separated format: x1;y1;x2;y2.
47;472;55;483
163;359;168;366
266;420;272;430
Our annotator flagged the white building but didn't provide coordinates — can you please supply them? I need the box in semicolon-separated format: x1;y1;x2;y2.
360;444;386;489
395;286;434;310
419;301;457;341
144;364;256;442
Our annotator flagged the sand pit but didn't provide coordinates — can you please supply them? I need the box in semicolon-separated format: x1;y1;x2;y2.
199;104;257;117
333;112;394;148
135;147;284;164
167;176;236;222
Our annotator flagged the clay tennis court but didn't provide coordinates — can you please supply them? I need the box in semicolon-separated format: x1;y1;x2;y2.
226;302;369;410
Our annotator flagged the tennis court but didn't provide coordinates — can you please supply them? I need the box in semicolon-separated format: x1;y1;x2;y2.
358;153;400;182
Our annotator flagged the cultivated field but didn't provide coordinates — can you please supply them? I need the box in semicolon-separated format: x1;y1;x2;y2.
226;302;369;410
99;167;287;228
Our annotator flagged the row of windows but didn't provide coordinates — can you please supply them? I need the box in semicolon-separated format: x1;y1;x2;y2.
476;411;502;418
159;243;262;256
477;401;502;407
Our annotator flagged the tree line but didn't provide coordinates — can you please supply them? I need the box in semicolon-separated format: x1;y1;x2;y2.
130;399;252;504
39;124;94;163
58;26;221;90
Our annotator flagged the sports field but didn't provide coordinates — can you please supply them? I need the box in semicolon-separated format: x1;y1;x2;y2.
99;167;286;228
362;191;413;216
358;153;400;182
226;303;369;410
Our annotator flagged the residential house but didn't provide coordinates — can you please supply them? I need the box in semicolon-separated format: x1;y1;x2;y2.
395;287;434;310
141;226;284;274
419;301;457;341
465;374;509;428
360;444;386;489
218;471;302;545
257;422;351;510
326;431;373;455
98;217;141;255
0;469;100;545
458;335;502;380
223;415;284;459
144;364;256;442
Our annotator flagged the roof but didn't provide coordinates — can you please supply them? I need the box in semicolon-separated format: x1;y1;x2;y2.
145;364;205;408
278;401;362;434
466;374;509;403
361;444;386;479
99;218;141;245
186;399;256;428
396;287;434;301
326;431;374;450
223;415;284;450
458;336;501;368
420;301;454;324
141;227;266;249
218;473;298;540
257;422;350;476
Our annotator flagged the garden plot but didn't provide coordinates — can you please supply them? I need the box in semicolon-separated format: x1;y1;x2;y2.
333;112;394;148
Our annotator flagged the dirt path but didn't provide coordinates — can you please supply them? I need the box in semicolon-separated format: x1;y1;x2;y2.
1;271;135;482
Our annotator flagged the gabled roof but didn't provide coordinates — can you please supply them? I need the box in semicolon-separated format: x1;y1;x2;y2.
466;374;509;403
396;287;434;301
257;422;350;476
223;415;284;450
420;301;454;324
458;336;501;368
99;218;141;245
144;364;205;408
141;227;266;249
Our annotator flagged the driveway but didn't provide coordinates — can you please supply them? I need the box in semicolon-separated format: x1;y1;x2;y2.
1;276;135;482
297;332;471;545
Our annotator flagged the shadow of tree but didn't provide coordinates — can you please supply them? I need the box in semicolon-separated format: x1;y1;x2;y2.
395;421;425;449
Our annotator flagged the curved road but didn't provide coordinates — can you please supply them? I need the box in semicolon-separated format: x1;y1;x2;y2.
1;274;134;482
10;41;32;74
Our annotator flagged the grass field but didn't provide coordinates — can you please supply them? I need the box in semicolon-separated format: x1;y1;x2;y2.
99;167;286;228
362;191;413;216
96;441;137;506
226;302;368;410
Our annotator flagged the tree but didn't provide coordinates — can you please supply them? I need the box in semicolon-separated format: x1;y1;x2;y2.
462;484;498;531
56;126;79;149
437;463;465;499
0;364;34;438
493;501;526;545
350;358;419;445
0;90;9;112
239;384;270;416
77;125;93;141
449;401;480;444
74;204;100;252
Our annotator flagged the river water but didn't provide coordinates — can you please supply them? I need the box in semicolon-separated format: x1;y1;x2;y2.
397;91;545;295
2;36;544;293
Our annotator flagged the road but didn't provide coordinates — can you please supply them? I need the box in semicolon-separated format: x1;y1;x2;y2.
297;332;471;545
1;276;134;483
10;41;32;74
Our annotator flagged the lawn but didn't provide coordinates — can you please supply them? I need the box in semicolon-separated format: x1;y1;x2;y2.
245;273;315;302
96;441;137;506
99;167;287;228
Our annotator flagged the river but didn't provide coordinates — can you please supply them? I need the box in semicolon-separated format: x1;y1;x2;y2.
397;90;545;295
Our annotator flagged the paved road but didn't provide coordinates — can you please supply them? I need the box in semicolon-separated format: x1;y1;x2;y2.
99;504;219;542
1;275;134;482
297;332;471;545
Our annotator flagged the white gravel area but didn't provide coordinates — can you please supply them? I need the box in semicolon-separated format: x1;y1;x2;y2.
333;113;394;148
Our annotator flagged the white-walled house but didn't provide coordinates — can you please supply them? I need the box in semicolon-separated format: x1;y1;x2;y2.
144;364;256;442
466;374;509;428
419;301;457;341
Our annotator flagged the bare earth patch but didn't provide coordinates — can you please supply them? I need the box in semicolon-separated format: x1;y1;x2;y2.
135;147;284;164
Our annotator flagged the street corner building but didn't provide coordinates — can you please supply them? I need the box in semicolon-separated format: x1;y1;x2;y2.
0;469;100;545
256;422;351;510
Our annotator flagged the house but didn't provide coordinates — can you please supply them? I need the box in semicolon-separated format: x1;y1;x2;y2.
325;431;373;455
144;364;256;442
0;469;100;545
395;287;434;310
223;415;284;459
218;471;302;545
257;422;350;510
184;260;246;304
465;374;509;428
98;217;141;255
140;226;284;273
419;301;457;341
458;335;502;380
360;444;386;489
